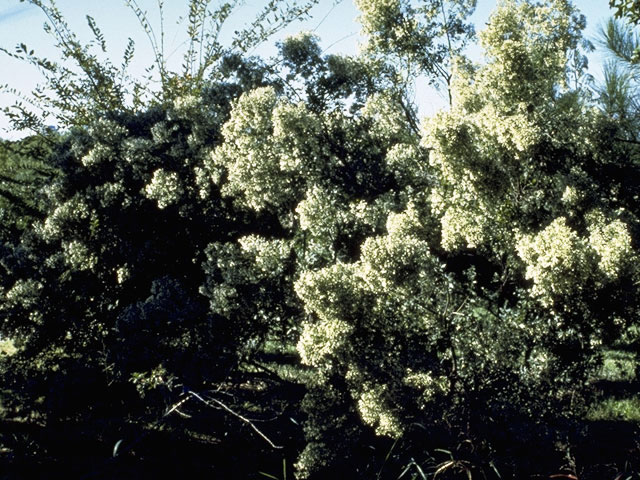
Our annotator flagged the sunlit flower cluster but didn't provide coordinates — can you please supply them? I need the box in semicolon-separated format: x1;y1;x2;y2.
143;168;184;209
587;210;635;279
516;217;592;305
63;240;98;271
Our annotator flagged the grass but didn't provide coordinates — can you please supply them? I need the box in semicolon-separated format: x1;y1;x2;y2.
600;350;637;382
587;397;640;422
586;349;640;422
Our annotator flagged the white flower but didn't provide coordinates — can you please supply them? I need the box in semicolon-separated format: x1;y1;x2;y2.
144;169;183;209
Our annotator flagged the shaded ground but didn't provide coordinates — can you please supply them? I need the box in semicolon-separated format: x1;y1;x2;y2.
2;349;640;479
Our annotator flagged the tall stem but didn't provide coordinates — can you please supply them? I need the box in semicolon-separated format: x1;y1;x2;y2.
439;0;454;106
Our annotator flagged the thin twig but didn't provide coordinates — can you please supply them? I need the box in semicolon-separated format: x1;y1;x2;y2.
163;396;192;418
187;391;283;449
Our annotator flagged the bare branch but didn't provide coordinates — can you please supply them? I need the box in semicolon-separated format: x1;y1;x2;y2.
187;391;283;449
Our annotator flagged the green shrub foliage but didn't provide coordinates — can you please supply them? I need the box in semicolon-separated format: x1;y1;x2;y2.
0;135;58;243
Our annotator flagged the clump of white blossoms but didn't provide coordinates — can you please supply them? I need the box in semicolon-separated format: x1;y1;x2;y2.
587;210;636;280
143;169;184;209
38;197;92;241
238;235;291;276
355;384;403;437
81;143;113;168
63;240;98;272
516;217;592;307
297;316;353;369
5;279;43;309
116;265;131;284
516;211;637;307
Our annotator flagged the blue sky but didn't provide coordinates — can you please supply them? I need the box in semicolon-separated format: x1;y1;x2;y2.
0;1;617;139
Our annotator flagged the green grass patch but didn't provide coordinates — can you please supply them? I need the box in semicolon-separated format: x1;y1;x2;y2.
600;350;636;382
260;337;299;357
587;397;640;422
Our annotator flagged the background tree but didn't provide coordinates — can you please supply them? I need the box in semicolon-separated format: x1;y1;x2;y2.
597;16;640;143
611;0;640;24
1;0;320;133
355;0;476;121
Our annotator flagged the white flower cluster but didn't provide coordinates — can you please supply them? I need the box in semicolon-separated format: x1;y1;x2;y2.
205;283;237;316
361;93;415;144
516;217;592;306
273;102;321;172
295;263;361;324
561;184;581;206
63;240;98;272
81;143;114;168
297;317;353;369
355;386;403;438
403;369;447;404
587;211;635;280
5;279;43;308
238;235;291;277
211;86;329;214
143;169;184;209
122;137;154;164
151;121;179;145
88;119;128;144
172;94;200;114
420;0;587;260
116;265;131;284
517;212;636;306
211;87;289;212
295;204;447;438
38;197;92;241
385;143;430;185
97;181;126;208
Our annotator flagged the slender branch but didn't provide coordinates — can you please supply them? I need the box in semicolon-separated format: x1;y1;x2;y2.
158;0;166;79
198;0;207;75
398;96;420;135
187;391;283;449
439;0;454;106
321;32;357;55
614;136;640;144
125;0;166;87
163;396;192;418
244;359;286;382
